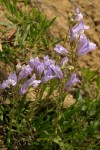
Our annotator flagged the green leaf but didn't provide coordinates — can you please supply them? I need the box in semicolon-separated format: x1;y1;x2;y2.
0;21;9;26
81;67;97;82
12;0;18;6
18;95;26;113
22;24;30;45
47;80;58;97
24;0;28;6
87;121;99;136
95;75;100;89
3;23;15;35
46;17;56;31
3;0;17;14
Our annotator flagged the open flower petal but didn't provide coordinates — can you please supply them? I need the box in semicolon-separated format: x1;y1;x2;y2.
19;74;36;95
8;73;17;86
70;20;84;42
77;34;97;56
61;57;68;66
50;64;64;79
54;44;68;56
18;65;33;81
65;74;80;91
75;8;83;22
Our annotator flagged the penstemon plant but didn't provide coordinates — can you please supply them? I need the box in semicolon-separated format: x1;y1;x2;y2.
0;6;98;150
0;8;96;96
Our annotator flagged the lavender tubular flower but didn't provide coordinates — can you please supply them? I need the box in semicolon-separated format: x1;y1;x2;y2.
75;8;83;22
70;20;89;42
50;64;64;79
43;55;55;68
19;82;29;95
77;34;97;56
8;73;17;86
0;80;10;89
75;7;79;14
30;80;41;88
33;57;40;69
37;62;45;77
74;8;89;30
41;68;56;83
70;20;84;41
29;59;34;69
54;44;68;56
19;74;37;95
0;73;17;89
18;65;33;81
61;57;68;66
29;57;40;69
42;75;55;83
65;74;80;91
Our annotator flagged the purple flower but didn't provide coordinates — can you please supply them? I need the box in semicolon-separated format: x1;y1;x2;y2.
54;44;68;56
50;64;64;79
37;62;45;77
19;82;29;95
29;57;40;69
41;68;56;83
30;80;41;88
0;73;17;89
61;57;68;66
0;80;10;89
19;74;41;95
70;20;89;42
65;74;80;91
84;25;90;30
43;55;55;68
8;73;17;86
77;34;97;56
19;74;35;95
18;65;33;81
75;8;83;22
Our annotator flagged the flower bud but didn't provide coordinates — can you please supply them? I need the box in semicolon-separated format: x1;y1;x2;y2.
16;63;22;73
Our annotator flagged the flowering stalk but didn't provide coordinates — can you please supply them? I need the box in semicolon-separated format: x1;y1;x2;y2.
0;8;97;99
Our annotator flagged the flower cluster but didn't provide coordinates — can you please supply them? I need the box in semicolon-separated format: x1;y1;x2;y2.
0;56;65;95
0;53;80;94
53;8;97;89
71;8;97;56
0;8;97;96
54;8;97;58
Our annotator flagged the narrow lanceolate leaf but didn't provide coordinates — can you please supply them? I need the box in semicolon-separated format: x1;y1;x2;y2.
45;17;56;31
0;21;9;26
22;25;30;46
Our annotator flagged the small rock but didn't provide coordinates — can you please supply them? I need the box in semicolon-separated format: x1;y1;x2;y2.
63;94;76;108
